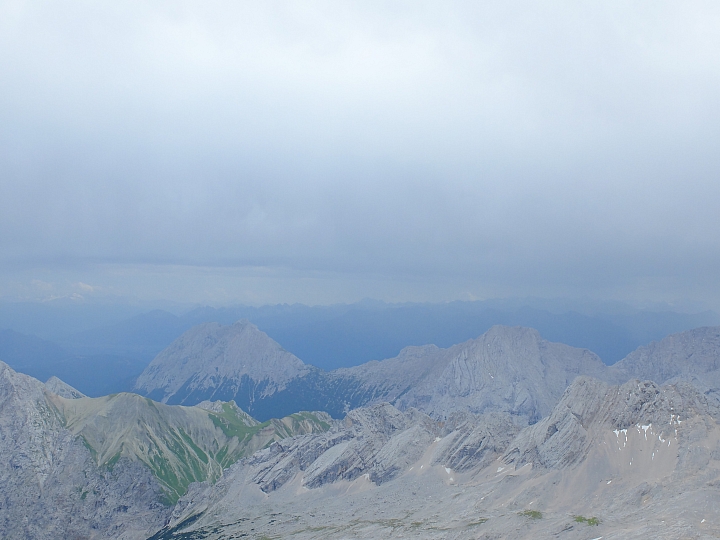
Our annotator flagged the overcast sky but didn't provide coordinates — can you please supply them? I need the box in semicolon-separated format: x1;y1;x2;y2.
1;1;720;307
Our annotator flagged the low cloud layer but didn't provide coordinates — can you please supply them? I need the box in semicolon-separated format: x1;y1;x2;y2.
2;1;720;306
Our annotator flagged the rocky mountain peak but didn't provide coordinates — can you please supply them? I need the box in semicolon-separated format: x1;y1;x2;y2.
613;325;720;386
44;376;85;399
133;319;311;404
393;325;612;421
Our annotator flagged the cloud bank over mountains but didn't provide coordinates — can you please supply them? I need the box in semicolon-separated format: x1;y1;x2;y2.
2;1;720;305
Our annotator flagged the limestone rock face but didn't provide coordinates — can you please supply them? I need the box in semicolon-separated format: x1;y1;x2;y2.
342;325;615;422
246;403;439;492
612;326;720;397
432;411;522;471
502;375;720;470
0;361;169;539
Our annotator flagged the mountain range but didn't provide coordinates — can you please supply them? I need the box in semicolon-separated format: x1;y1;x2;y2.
3;320;720;538
134;321;617;422
2;298;717;397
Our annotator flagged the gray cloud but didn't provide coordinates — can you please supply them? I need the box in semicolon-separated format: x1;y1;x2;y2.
1;1;720;306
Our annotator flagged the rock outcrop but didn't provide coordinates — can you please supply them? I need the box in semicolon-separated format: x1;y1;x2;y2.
0;361;168;539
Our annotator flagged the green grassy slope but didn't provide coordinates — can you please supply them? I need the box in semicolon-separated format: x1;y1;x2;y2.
47;392;331;504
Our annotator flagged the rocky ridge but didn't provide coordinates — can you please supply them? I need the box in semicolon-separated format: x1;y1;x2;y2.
151;374;720;539
135;322;618;422
614;325;720;398
0;361;168;539
0;361;331;538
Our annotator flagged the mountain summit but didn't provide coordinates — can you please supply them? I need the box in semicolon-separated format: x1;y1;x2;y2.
134;320;311;406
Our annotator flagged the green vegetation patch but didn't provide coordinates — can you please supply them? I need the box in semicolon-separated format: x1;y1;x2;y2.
208;404;264;440
574;515;601;526
288;411;331;431
79;435;98;460
105;449;123;470
519;510;542;519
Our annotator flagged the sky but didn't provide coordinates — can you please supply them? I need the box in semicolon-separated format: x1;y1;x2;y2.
1;1;720;308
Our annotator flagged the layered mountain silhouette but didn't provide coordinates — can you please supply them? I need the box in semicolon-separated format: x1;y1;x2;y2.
134;320;618;422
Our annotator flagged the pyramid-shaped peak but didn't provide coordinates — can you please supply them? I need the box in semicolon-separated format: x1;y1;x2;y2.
45;376;86;399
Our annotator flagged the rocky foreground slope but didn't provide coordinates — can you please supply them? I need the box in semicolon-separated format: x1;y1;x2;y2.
0;361;330;539
135;321;617;422
150;376;720;539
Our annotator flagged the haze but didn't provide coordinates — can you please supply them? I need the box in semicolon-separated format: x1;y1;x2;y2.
2;1;720;307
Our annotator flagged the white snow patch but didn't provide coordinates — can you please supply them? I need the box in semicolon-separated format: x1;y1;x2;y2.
444;467;452;474
434;437;441;442
497;467;504;473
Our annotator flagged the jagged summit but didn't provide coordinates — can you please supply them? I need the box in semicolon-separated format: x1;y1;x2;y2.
0;360;331;539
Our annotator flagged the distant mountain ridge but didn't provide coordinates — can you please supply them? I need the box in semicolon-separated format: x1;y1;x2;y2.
134;321;618;422
3;299;718;397
613;326;720;392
